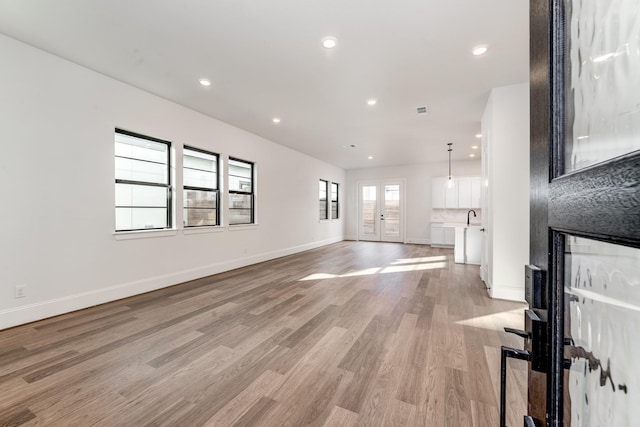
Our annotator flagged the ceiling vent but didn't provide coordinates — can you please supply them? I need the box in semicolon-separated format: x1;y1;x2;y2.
416;106;428;116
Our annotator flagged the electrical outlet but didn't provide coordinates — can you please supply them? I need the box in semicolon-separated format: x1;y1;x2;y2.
15;285;26;299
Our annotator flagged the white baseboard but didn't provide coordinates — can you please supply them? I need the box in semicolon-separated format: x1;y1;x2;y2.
344;235;358;241
406;238;429;245
489;286;525;302
0;236;343;330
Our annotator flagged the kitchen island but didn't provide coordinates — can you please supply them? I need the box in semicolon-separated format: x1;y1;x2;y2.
443;223;482;265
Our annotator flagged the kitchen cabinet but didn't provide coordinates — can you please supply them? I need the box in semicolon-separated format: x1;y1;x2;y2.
430;222;454;247
444;227;455;245
432;176;481;209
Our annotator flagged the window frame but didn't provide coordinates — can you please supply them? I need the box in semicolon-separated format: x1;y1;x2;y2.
228;157;255;225
114;128;172;232
331;182;339;220
182;145;220;228
319;179;329;220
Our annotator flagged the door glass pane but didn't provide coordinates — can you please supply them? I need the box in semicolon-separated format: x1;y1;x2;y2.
384;184;400;237
361;185;376;235
564;0;640;173
564;236;640;426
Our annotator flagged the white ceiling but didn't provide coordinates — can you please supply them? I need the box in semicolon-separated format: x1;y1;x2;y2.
0;0;529;169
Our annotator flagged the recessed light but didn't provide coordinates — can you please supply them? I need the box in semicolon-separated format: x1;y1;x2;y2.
576;135;589;140
272;117;281;124
475;133;482;138
367;99;377;106
322;37;337;49
472;45;488;56
471;145;478;149
368;156;373;160
469;154;476;158
199;78;211;87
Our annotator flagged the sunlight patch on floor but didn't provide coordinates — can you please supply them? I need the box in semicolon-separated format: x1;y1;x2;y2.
299;256;447;281
454;308;524;331
391;255;447;265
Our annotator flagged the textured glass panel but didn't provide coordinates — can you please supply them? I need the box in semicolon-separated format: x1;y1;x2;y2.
115;157;167;184
565;0;640;173
115;207;167;230
564;236;640;426
116;184;167;207
184;208;217;227
384;185;400;237
361;185;376;235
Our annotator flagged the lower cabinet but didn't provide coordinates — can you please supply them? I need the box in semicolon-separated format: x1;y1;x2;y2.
431;223;454;247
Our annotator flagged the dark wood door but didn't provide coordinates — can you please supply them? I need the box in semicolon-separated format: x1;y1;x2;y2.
529;0;640;426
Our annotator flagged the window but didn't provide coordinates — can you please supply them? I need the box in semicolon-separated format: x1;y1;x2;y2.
228;157;254;225
331;182;339;219
183;146;219;227
319;179;328;220
115;129;171;231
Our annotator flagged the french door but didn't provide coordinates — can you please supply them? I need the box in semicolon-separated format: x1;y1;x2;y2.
529;1;640;426
357;180;404;242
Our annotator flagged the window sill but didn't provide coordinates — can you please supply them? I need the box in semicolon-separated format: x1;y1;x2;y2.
183;226;226;235
318;219;330;223
228;223;259;231
113;229;178;240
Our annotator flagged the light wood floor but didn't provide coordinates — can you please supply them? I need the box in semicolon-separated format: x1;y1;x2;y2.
0;242;527;426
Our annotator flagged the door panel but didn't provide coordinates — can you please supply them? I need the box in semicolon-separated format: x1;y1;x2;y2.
382;184;402;241
359;184;379;241
529;0;640;425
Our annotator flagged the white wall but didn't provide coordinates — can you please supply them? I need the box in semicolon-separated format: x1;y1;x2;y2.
0;34;345;330
345;160;481;243
482;83;530;301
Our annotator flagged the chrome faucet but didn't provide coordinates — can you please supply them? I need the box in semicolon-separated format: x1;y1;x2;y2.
467;209;477;225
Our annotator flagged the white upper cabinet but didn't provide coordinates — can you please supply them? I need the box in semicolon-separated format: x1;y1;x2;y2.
458;177;473;208
444;181;458;208
471;176;481;208
432;176;481;209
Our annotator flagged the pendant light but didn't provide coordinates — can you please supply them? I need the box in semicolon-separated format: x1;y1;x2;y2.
447;142;454;188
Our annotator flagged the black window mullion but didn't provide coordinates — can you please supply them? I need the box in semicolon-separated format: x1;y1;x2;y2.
116;179;169;188
115;155;167;166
